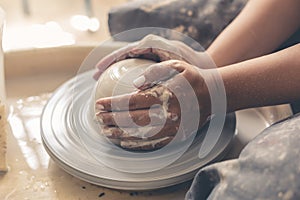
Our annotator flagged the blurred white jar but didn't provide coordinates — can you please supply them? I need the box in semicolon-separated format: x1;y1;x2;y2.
0;7;5;101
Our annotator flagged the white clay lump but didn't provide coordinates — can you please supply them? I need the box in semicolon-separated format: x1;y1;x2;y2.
94;58;176;151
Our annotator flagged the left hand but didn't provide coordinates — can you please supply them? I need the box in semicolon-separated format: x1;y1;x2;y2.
93;34;212;80
95;60;211;150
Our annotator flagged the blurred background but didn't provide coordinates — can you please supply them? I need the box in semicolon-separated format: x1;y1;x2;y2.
0;0;248;98
0;0;128;51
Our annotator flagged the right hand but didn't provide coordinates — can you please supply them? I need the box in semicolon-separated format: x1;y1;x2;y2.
96;60;212;150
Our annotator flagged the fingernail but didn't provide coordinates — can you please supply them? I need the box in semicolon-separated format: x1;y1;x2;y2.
133;75;145;88
96;103;105;110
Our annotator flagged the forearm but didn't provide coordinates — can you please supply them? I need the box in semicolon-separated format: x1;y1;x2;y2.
219;44;300;112
207;0;300;67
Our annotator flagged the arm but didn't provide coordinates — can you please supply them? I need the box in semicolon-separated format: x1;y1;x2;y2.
96;44;300;147
220;44;300;112
207;0;300;67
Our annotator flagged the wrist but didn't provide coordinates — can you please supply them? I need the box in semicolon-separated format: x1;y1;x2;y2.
196;67;228;118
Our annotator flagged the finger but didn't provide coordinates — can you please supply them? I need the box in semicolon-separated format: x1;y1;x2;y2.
120;136;173;151
133;60;186;90
151;48;183;61
101;117;198;144
100;107;203;141
95;91;161;112
130;47;161;61
101;111;202;144
93;42;138;80
96;106;180;127
171;40;202;66
101;117;184;140
132;35;185;62
96;85;175;111
140;35;181;56
97;108;164;127
131;47;182;62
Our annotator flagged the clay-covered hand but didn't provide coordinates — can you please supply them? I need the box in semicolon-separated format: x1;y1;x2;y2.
95;60;211;150
93;34;211;80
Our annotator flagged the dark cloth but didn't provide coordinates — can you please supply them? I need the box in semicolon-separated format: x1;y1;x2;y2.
279;29;300;114
108;0;248;49
185;114;300;200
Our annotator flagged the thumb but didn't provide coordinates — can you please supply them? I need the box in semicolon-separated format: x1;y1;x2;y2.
93;42;138;80
133;60;184;90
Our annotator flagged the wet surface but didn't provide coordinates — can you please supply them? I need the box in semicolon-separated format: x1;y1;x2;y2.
0;94;190;200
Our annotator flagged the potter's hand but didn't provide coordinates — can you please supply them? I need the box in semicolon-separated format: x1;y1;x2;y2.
94;34;209;80
95;60;211;150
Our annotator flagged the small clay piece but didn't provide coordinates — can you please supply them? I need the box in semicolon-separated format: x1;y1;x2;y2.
0;100;8;172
